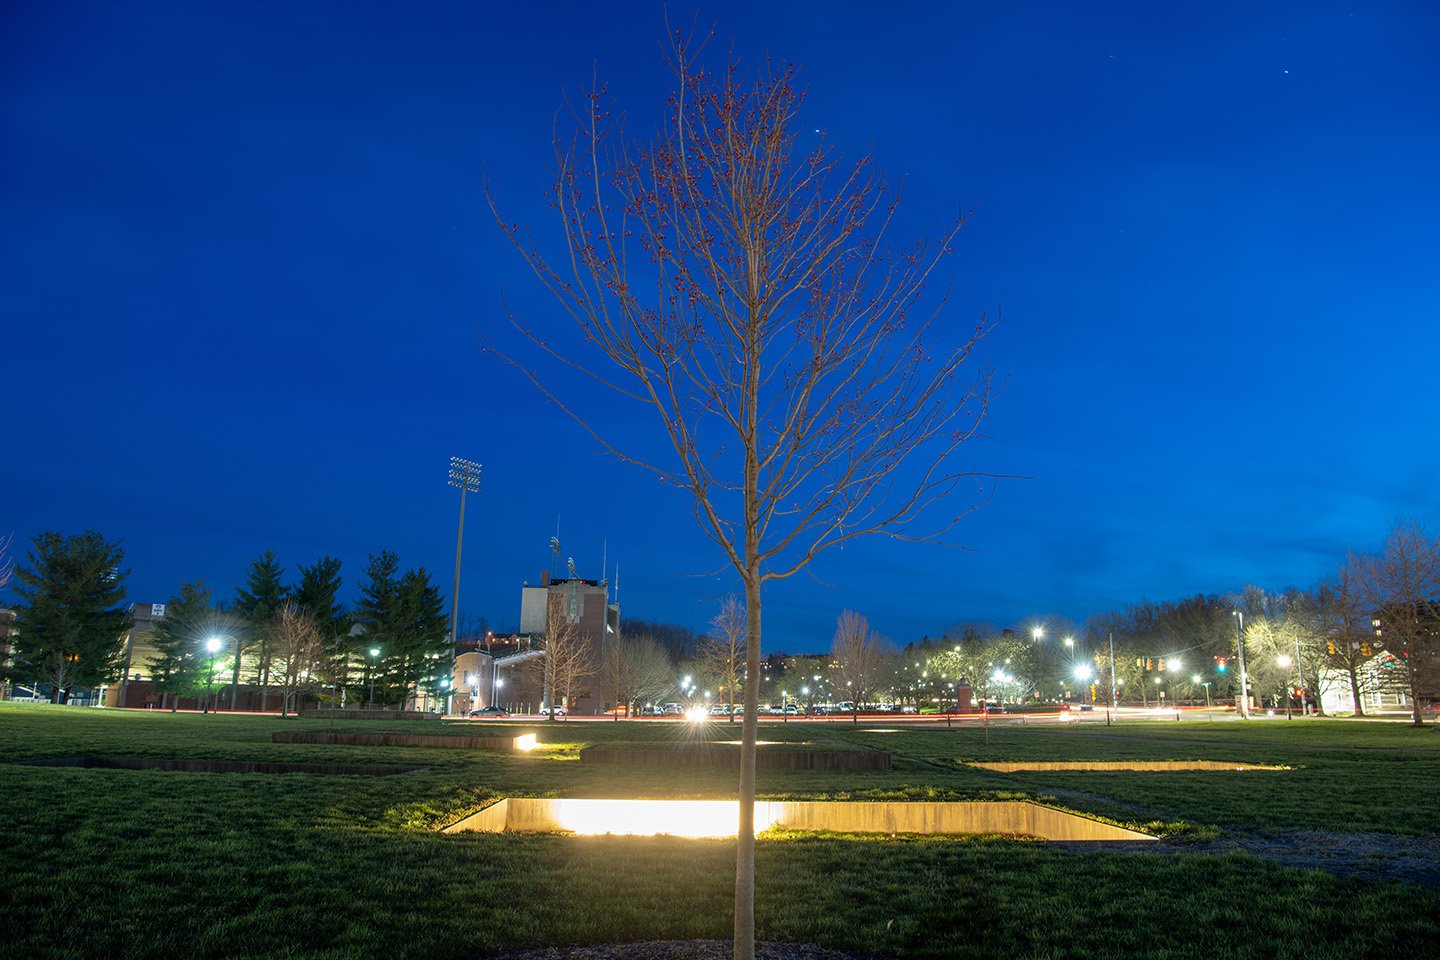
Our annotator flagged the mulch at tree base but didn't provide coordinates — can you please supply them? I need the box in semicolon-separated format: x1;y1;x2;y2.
487;941;875;960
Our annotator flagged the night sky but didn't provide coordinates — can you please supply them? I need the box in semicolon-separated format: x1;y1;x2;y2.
4;2;1438;652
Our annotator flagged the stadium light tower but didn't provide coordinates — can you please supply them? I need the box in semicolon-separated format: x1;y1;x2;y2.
448;457;483;670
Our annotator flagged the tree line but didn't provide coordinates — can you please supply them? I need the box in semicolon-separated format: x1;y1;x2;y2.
2;532;449;712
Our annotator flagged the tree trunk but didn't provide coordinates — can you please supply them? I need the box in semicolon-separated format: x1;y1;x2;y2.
1348;666;1365;717
734;573;762;960
1407;655;1424;727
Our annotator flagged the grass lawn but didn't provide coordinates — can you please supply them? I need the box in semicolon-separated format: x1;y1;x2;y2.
1;705;1436;959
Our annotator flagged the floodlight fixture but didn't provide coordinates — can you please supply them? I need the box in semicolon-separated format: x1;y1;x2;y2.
447;457;483;492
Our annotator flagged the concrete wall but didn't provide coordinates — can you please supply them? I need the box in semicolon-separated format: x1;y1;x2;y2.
442;798;1155;841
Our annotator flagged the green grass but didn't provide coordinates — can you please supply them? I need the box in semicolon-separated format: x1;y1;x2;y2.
1;704;1437;959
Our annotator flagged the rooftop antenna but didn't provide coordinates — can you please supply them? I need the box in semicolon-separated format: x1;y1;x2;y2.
602;539;608;601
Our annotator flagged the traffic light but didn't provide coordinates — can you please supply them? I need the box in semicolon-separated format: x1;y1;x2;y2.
1215;657;1228;672
1327;641;1337;656
1360;642;1372;657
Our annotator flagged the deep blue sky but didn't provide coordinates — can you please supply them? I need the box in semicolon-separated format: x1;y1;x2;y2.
4;2;1438;652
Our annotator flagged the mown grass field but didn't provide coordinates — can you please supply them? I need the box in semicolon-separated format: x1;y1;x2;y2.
1;705;1437;959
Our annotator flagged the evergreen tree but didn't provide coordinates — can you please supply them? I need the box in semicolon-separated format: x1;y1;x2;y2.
12;531;133;702
387;567;449;708
291;557;349;698
149;581;214;710
234;551;288;709
354;552;401;707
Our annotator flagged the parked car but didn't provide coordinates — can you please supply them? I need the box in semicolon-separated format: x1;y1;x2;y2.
468;706;509;718
540;704;567;716
782;703;802;716
709;703;731;716
662;703;684;715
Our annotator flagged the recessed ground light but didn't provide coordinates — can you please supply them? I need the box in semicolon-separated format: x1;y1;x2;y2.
864;729;902;733
513;734;539;751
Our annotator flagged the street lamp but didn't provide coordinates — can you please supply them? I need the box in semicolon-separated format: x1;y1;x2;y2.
1032;626;1044;642
447;455;482;660
368;647;381;709
1232;610;1251;719
203;637;222;714
1277;654;1294;719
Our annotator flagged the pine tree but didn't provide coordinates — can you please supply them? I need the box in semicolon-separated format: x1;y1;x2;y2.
12;531;133;702
388;567;449;709
354;552;401;707
292;557;348;700
234;551;288;710
149;581;214;710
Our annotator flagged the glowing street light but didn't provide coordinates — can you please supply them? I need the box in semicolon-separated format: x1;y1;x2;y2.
368;647;382;709
203;637;222;714
1032;626;1044;642
1276;655;1295;718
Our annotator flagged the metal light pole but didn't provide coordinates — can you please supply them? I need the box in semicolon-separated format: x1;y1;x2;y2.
204;637;222;714
447;457;482;657
1294;635;1308;716
1233;610;1251;719
368;646;381;708
1107;631;1118;726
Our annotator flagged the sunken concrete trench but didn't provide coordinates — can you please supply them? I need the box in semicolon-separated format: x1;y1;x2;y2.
579;744;892;771
443;798;1154;841
273;730;537;751
969;760;1289;772
12;757;425;776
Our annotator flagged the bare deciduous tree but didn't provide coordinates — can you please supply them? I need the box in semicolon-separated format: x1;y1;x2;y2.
697;596;747;721
534;594;595;719
489;28;997;958
269;602;326;717
830;610;895;722
0;533;13;588
1295;575;1380;715
1347;520;1440;727
603;632;676;717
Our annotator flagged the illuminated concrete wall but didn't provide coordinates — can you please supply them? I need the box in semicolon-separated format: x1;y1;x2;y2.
443;798;1155;841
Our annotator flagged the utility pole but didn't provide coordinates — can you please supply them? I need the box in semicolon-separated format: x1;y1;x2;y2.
1233;609;1251;719
448;457;482;715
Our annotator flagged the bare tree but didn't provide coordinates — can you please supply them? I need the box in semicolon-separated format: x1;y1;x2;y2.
1348;521;1440;727
1296;576;1380;715
489;27;996;958
697;596;747;721
553;629;594;719
0;533;13;589
603;632;676;717
535;594;595;718
830;610;895;722
269;602;326;717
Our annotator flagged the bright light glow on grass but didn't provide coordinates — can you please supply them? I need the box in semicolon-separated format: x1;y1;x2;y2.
719;740;781;746
864;729;902;733
513;734;538;751
552;799;781;837
685;706;708;723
